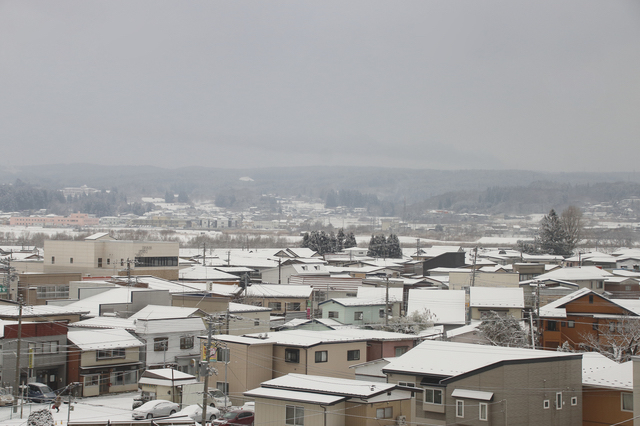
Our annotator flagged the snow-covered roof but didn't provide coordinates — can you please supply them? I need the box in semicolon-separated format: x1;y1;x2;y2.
84;232;112;240
0;304;90;319
241;329;417;347
59;287;159;318
245;284;312;298
67;328;143;351
583;361;632;390
320;297;388;307
229;302;271;313
470;287;524;309
357;287;403;303
384;340;579;378
178;265;241;281
538;288;593;318
208;283;242;297
135;317;207;335
130;305;205;320
70;317;136;331
406;289;466;325
565;251;617;263
582;352;618;379
260;373;396;398
244;387;345;405
535;266;613;282
138;368;199;386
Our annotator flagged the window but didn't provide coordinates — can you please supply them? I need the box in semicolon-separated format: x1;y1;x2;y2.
286;405;304;425
556;392;562;410
135;256;179;267
395;346;408;357
568;320;575;328
154;337;168;352
315;351;328;363
268;302;282;310
216;382;229;395
97;258;102;267
424;388;443;404
593;323;599;331
456;400;464;418
285;348;300;363
543;400;550;409
379;308;385;318
622;393;633;411
69;258;73;264
571;396;578;406
85;375;100;387
546;321;558;331
347;350;360;361
97;349;126;360
111;370;137;386
121;259;124;266
596;281;603;289
51;256;55;264
286;302;301;311
589;295;594;304
354;311;363;321
180;335;194;349
479;402;488;421
398;381;415;387
376;407;393;419
217;348;230;363
610;322;617;332
328;311;339;319
254;318;260;326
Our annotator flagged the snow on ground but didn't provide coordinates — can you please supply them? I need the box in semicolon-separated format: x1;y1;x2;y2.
0;392;139;425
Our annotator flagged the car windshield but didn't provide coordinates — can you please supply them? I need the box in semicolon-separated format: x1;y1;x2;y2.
37;385;53;394
223;412;239;419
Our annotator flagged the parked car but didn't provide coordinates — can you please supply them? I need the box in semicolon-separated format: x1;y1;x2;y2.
25;383;56;403
0;388;14;406
132;391;155;409
170;404;221;422
240;401;255;412
131;400;179;420
212;409;255;425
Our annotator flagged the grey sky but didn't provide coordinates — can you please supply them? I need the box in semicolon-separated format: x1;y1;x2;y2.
1;1;639;172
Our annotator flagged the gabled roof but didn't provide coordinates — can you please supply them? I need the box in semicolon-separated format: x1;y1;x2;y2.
130;305;205;320
583;360;632;390
229;302;271;313
539;288;639;318
241;329;417;347
245;284;312;298
259;373;396;398
70;317;136;331
67;328;142;351
134;317;207;334
84;232;114;240
178;265;241;281
0;304;90;319
383;340;579;379
320;298;389;307
138;368;199;387
535;266;613;282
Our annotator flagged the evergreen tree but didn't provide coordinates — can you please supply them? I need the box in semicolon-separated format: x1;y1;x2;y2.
344;232;357;249
336;229;345;252
164;191;175;203
386;234;403;258
539;209;571;256
368;234;387;258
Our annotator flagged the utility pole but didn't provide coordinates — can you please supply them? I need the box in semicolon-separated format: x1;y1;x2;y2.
278;258;282;284
385;276;390;327
470;247;478;287
202;243;206;267
202;316;215;425
13;295;23;414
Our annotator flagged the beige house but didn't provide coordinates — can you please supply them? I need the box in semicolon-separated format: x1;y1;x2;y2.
469;287;525;320
449;270;520;290
44;233;180;280
246;374;413;426
138;368;199;404
67;328;144;397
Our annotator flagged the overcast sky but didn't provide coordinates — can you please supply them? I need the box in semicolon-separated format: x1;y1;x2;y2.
1;1;639;172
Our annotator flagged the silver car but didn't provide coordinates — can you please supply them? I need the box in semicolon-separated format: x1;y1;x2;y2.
171;404;221;422
132;400;179;419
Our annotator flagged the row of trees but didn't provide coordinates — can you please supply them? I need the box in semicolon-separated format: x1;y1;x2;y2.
367;233;402;258
519;206;583;256
300;229;357;255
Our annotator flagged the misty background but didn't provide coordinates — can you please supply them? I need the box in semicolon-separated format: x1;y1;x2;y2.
1;1;639;172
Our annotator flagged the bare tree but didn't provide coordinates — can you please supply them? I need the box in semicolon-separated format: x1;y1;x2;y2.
561;205;583;253
580;315;640;362
478;312;528;348
379;309;435;335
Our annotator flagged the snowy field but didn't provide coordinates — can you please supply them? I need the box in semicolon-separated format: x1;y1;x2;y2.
0;392;139;425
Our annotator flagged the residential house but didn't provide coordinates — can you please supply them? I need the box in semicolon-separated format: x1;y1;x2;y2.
17;272;82;305
0;302;89;323
469;287;525;320
245;373;414;426
383;340;582;425
582;356;632;426
319;297;401;326
138;368;199;404
449;270;520;290
2;321;68;391
538;288;640;352
227;302;271;336
67;328;143;397
533;266;613;294
243;284;312;318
